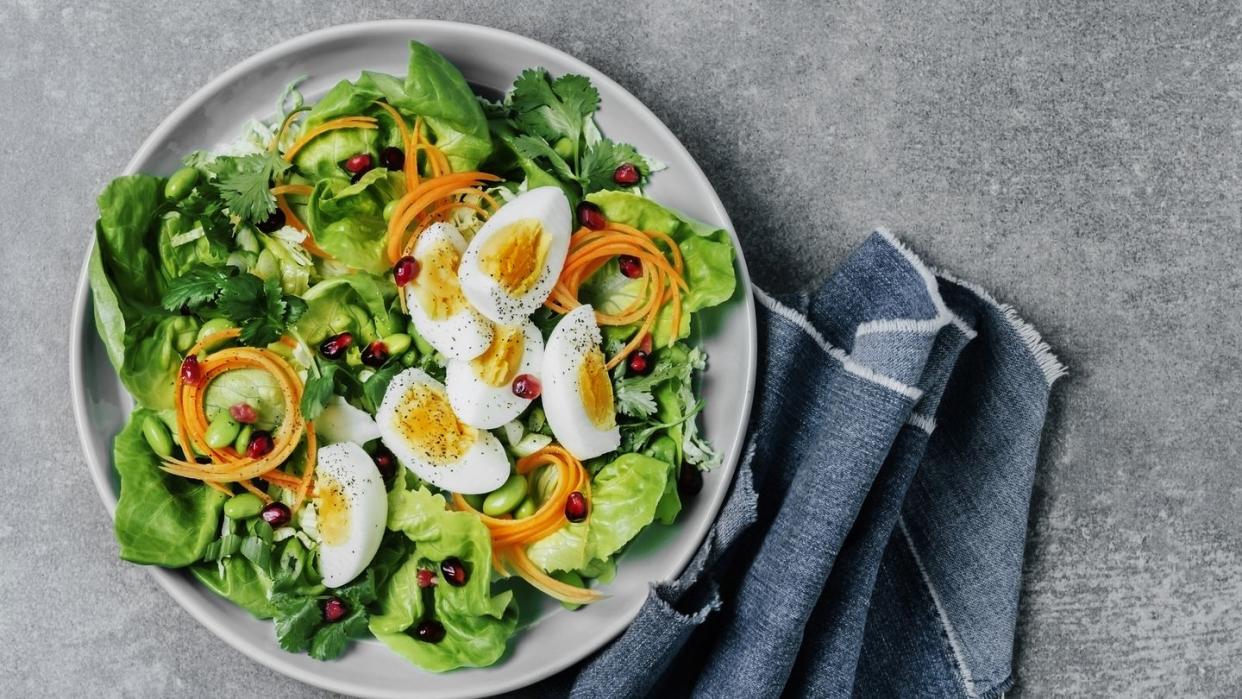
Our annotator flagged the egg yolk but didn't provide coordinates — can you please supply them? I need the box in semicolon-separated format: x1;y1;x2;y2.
479;219;550;296
471;325;526;387
393;383;477;465
316;476;350;547
415;239;467;320
577;347;617;430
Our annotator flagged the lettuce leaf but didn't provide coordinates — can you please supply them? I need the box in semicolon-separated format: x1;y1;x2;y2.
95;175;164;306
294;271;395;345
113;409;227;566
191;557;278;618
306;170;402;274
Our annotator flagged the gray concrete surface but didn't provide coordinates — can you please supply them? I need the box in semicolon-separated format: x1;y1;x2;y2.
2;1;1238;696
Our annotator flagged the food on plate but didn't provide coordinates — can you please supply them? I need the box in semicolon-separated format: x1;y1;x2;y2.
89;40;736;670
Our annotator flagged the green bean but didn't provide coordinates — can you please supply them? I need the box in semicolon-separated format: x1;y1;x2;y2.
483;473;528;516
223;492;264;519
401;350;418;367
141;415;174;458
382;333;412;357
463;493;485;510
164;167;199;201
233;424;254;453
552;571;587;611
513;497;537;520
196;317;235;344
205;416;241;449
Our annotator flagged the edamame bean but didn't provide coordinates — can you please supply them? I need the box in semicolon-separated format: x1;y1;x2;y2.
482;473;528;516
463;493;485;510
196;317;235;344
552;571;586;611
382;333;412;357
382;198;399;222
408;322;435;356
401;350;418;367
164;167;200;201
513;497;537;519
223;492;264;519
142;415;174;458
553;137;574;160
205;416;241;449
171;316;199;353
233;424;254;453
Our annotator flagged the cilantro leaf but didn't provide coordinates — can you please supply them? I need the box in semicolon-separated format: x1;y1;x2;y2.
273;594;321;653
273;570;377;660
300;363;338;421
207;152;290;223
508;134;577;183
160;265;234;312
510;69;598;151
581;139;650;193
218;275;307;346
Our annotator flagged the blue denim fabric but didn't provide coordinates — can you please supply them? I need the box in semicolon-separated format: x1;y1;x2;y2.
521;231;1065;698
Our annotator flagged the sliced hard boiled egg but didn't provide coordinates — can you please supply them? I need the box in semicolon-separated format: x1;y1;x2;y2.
458;187;571;326
315;442;388;588
377;367;510;494
542;304;621;460
315;396;381;445
446;320;544;429
405;222;494;360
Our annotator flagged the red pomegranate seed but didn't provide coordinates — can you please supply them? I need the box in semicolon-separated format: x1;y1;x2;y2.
319;332;353;360
180;355;203;387
417;568;437;588
678;462;704;496
618;255;642;279
247;430;274;458
393;256;420;286
260;501;291;528
415;620;446;643
576;201;606;230
229;402;258;424
343;153;373;175
381;146;405;170
372;446;397;481
627;350;652;376
512;373;542;400
639;333;653;355
361;340;389;367
440;557;468;586
565;491;588;522
613;163;640;185
323;597;348;623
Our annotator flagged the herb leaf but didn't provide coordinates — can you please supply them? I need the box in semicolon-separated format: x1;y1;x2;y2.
581;139;650;192
300;363;339;421
160;266;235;312
207;152;290;223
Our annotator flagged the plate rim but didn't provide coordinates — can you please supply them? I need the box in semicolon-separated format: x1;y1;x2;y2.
69;19;756;698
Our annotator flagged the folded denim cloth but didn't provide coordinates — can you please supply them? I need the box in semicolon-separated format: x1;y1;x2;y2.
524;231;1066;698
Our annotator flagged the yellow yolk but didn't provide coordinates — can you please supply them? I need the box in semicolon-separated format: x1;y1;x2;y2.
470;325;526;387
415;239;467;320
393;383;476;465
316;476;350;546
479;219;550;296
577;347;617;430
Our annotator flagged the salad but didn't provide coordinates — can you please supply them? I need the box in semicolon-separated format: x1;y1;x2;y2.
89;41;735;671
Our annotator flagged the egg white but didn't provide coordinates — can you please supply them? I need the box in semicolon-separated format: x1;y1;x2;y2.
446;321;544;430
542;304;621;460
458;187;571;326
314;442;388;588
377;367;510;494
404;222;494;360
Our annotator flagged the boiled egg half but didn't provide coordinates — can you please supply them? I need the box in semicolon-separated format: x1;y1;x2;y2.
542;304;621;460
446;320;544;429
314;442;388;588
405;222;494;360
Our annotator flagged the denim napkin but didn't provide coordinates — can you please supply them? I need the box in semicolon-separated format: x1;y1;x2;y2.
524;231;1065;698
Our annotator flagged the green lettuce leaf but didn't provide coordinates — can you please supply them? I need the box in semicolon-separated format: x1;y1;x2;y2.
294;271;396;345
526;522;588;573
113;409;226;566
383;42;492;171
191;557;278;618
95;175;164;306
584;453;670;561
117;314;187;410
306;170;402;274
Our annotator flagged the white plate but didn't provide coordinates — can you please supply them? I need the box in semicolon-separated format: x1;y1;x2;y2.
70;20;756;699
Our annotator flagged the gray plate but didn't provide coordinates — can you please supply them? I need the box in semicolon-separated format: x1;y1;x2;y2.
69;20;756;699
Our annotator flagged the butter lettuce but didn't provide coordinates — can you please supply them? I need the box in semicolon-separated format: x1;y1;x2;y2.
306;170;402;274
294;271;396;345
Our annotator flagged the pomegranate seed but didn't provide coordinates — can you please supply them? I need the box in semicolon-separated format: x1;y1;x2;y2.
415;620;446;643
618;255;642;279
343;153;373;175
256;208;285;233
576;201;606;230
247;430;274;458
393;256;420;286
627;350;652;376
229;402;258;424
678;462;703;496
440;557;468;586
381;147;405;171
613;163;640;185
639;333;653;355
361;340;389;367
417;568;437;588
319;332;353;360
180;355;203;387
565;491;588;522
260;501;291;528
511;374;542;400
372;446;397;481
323;597;348;623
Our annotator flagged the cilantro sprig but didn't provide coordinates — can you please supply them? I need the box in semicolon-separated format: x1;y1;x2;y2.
206;152;290;224
161;265;307;346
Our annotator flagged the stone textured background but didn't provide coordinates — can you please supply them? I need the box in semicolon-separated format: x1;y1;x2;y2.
2;1;1239;696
